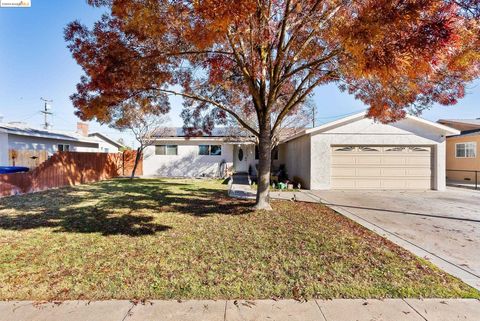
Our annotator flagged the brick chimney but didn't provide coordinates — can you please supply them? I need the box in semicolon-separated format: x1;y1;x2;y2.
77;122;89;136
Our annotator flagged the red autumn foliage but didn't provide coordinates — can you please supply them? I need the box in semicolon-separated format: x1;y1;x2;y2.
66;0;480;208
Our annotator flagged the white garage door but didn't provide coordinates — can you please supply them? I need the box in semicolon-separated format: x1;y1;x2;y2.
331;146;433;190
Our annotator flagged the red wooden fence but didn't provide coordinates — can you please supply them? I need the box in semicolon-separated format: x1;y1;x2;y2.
0;151;142;197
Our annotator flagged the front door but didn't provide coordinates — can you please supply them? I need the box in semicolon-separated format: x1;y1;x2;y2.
234;145;249;173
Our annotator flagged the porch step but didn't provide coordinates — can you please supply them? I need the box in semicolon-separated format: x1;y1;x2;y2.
228;174;256;200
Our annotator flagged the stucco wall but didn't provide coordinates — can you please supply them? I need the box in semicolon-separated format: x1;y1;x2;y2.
445;135;480;182
97;140;120;153
0;133;8;166
309;118;446;190
8;134;99;154
143;140;234;177
279;135;311;188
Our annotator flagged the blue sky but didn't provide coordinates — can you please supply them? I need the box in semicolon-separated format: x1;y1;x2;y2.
0;2;478;148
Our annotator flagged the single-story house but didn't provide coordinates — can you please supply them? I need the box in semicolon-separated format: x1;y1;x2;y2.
437;119;480;183
0;122;124;167
143;112;459;191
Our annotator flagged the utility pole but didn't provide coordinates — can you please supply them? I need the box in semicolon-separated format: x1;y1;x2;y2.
40;98;53;129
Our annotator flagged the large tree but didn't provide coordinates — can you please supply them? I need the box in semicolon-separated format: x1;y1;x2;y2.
66;0;479;209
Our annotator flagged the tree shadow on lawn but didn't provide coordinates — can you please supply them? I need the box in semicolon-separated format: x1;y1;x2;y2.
0;179;253;236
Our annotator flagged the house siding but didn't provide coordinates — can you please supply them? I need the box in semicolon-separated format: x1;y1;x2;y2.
8;134;99;154
143;140;235;177
96;140;120;153
445;135;480;182
279;135;311;188
0;133;8;166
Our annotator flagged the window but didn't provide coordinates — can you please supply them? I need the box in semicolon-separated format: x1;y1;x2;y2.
409;147;429;152
58;144;70;152
334;146;355;152
198;145;222;156
199;145;210;155
210;145;222;156
385;147;406;152
358;147;379;152
456;142;476;158
155;145;178;155
255;146;279;160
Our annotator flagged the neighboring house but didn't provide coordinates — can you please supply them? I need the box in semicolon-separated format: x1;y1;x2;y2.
438;119;480;183
88;132;125;153
144;113;459;191
0;122;123;168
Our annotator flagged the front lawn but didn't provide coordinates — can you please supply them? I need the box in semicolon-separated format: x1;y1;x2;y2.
0;178;478;300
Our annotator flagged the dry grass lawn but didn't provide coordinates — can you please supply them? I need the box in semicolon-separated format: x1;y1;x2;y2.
0;178;478;300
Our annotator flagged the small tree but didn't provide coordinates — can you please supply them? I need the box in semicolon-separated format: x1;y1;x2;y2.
111;106;169;179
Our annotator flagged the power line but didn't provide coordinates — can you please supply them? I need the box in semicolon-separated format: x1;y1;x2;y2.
316;108;367;120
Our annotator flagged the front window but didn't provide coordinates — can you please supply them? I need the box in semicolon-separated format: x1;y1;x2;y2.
155;145;178;155
58;144;70;152
199;145;210;155
199;145;222;156
456;142;476;158
210;145;222;156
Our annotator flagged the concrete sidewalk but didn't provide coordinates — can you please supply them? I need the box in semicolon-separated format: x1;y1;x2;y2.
0;299;479;321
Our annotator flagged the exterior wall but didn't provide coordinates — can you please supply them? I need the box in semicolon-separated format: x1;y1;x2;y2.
0;133;8;166
96;140;120;153
143;140;235;177
7;134;99;155
445;135;480;182
247;146;283;176
279;135;311;188
307;117;446;190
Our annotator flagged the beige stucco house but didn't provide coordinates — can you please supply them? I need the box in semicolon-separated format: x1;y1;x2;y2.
144;113;459;191
438;119;480;183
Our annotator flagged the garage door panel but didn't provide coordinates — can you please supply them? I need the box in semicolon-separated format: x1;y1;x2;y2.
406;168;431;176
331;146;432;190
382;156;407;165
356;179;382;189
381;180;408;189
407;156;431;165
332;156;356;165
381;168;407;177
407;180;432;189
331;167;356;177
356;168;382;176
356;156;382;165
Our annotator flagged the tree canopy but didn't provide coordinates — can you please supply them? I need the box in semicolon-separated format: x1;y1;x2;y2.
66;0;479;133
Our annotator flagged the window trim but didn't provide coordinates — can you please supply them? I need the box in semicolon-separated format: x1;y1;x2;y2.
455;142;476;158
155;144;178;156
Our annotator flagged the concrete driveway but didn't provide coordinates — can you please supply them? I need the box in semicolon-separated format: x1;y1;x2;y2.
307;188;480;290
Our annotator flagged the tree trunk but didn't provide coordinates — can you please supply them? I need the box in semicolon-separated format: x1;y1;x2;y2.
130;147;142;180
254;124;273;210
